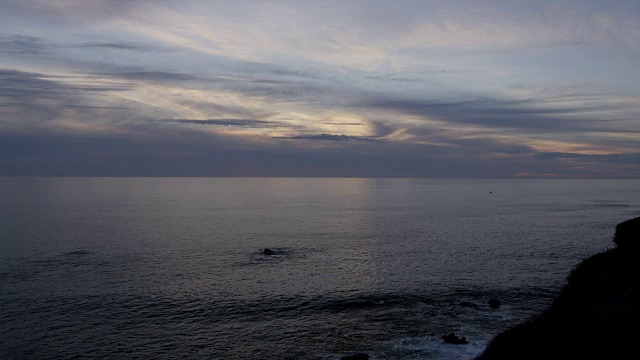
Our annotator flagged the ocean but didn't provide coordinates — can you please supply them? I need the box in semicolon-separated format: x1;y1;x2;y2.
1;178;639;359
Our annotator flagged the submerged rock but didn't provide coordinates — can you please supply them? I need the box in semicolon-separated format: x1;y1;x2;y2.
442;332;469;344
340;353;369;360
488;299;501;308
477;217;640;359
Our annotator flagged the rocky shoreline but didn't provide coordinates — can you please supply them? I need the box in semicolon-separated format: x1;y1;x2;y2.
477;217;640;359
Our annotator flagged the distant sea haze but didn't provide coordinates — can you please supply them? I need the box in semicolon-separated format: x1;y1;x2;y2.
1;178;639;359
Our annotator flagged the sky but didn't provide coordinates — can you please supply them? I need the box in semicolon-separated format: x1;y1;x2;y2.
1;0;639;178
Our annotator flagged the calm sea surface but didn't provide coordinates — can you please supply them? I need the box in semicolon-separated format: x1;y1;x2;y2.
1;178;639;359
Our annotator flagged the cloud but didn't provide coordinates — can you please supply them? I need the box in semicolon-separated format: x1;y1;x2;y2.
528;151;640;178
14;0;157;24
0;103;126;110
172;119;292;129
73;41;171;52
0;68;132;129
0;129;485;177
278;133;385;143
99;70;211;83
2;126;636;178
0;68;131;98
0;109;637;178
322;122;363;126
0;35;49;55
360;94;636;134
0;35;169;55
0;1;638;177
535;152;640;163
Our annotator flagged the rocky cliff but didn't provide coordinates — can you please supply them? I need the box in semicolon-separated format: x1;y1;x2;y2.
477;217;640;359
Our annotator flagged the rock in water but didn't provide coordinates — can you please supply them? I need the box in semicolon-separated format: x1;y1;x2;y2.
477;217;640;359
263;248;276;255
441;332;469;344
488;299;501;308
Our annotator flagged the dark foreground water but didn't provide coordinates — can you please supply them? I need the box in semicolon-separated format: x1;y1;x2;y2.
1;178;639;359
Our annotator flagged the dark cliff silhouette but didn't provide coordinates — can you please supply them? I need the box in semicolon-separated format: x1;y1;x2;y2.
477;217;640;359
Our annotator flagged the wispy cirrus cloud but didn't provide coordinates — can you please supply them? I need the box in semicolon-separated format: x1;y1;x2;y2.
73;41;171;52
278;133;385;143
0;35;48;54
0;68;132;97
0;0;638;177
0;35;171;55
360;93;640;135
172;119;292;129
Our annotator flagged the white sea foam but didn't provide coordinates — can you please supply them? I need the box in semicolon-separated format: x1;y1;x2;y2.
391;336;489;359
